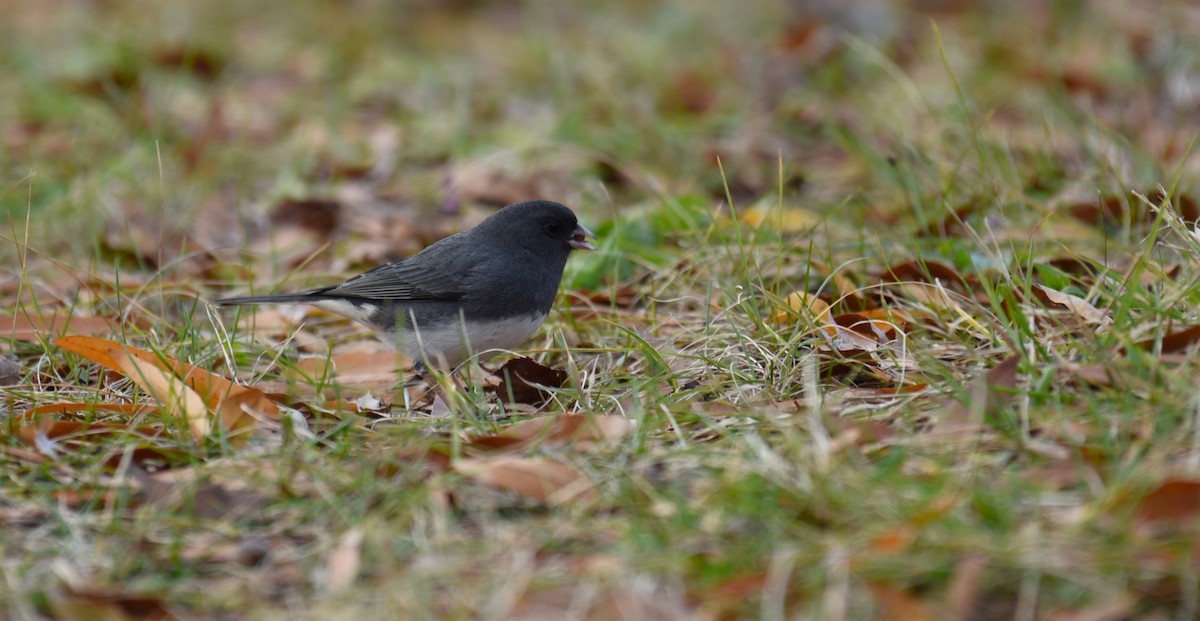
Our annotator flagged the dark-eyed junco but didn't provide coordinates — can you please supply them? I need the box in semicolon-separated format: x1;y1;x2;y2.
216;200;595;371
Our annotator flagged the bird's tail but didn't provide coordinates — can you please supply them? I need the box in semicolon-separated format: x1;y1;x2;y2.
214;292;326;306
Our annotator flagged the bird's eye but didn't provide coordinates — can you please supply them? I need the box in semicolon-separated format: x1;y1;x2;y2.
544;222;563;235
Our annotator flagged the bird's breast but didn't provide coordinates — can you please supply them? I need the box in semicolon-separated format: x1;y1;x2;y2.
401;312;549;369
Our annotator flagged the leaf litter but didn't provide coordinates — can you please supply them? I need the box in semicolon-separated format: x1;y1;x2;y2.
5;1;1200;618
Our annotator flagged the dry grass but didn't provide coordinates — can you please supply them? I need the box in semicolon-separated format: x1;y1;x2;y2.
4;1;1200;619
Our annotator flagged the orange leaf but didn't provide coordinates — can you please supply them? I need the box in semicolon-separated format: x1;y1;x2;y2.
16;403;162;446
17;401;149;424
112;350;210;441
214;390;274;441
775;291;831;325
453;456;596;504
870;525;916;555
55;334;143;373
19;420;142;446
467;414;632;453
56;335;280;435
57;335;247;408
1135;479;1200;526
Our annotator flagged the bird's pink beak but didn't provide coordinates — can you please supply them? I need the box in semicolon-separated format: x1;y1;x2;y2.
570;224;597;251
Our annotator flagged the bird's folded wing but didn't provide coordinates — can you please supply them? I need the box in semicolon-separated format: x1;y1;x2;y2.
321;260;466;301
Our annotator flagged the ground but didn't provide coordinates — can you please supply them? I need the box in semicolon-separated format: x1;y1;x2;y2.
3;1;1200;619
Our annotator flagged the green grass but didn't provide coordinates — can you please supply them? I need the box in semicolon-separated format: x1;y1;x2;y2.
5;1;1200;619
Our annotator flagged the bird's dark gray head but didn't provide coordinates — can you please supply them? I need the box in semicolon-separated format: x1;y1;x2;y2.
476;200;596;256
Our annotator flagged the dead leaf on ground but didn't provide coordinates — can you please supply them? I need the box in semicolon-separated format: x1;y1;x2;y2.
15;403;162;447
824;415;897;447
291;351;404;392
878;259;972;288
741;204;822;232
55;335;280;441
1041;596;1136;621
137;467;269;520
466;413;633;453
490;357;568;406
453;456;596;504
869;525;917;555
1134;479;1200;529
49;585;173;621
152;45;227;80
0;356;23;385
269;197;343;237
216;389;279;438
1032;285;1112;325
775;290;831;325
665;71;716;115
945;555;988;620
1066;190;1199;227
1135;325;1200;354
1;313;119;341
869;583;936;621
323;529;364;592
986;355;1021;395
112;350;210;441
1067;364;1122;388
444;159;576;210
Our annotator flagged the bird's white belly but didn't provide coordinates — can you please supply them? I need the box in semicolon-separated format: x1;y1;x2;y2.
404;313;548;369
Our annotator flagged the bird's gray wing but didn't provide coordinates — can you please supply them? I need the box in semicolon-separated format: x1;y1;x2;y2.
320;258;467;301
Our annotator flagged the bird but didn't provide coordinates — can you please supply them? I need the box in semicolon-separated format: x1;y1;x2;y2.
215;200;596;372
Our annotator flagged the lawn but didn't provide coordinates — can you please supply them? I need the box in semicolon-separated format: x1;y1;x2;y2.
4;1;1200;619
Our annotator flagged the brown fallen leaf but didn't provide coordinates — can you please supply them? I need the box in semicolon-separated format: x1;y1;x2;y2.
775;290;831;325
700;572;771;610
1;313;118;341
986;355;1021;396
112;350;210;441
1135;479;1200;528
824;415;897;446
49;585;173;621
869;584;936;621
16;403;160;442
292;351;404;392
832;313;901;341
1041;598;1136;621
152;45;227;80
55;335;150;377
1066;189;1199;227
869;525;917;555
491;357;568;406
323;529;364;592
1136;325;1200;354
1;356;24;386
878;259;969;287
945;555;988;620
269;197;343;237
137;467;268;520
1032;285;1111;325
466;413;633;453
216;389;277;439
453;456;596;504
56;335;280;439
